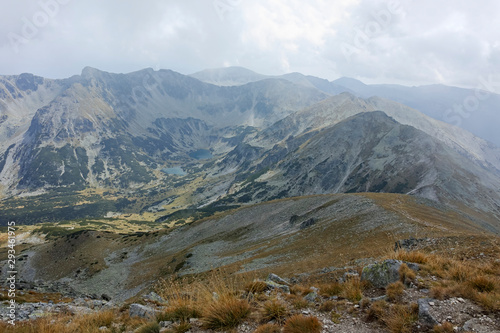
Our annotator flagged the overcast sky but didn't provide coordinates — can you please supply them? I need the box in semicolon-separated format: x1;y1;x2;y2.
0;0;498;88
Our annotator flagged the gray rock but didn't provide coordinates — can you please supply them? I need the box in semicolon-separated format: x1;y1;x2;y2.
159;320;173;328
129;303;158;319
361;259;419;288
417;298;439;328
299;218;316;229
304;292;318;302
394;238;426;251
267;273;290;286
265;280;290;294
143;291;166;304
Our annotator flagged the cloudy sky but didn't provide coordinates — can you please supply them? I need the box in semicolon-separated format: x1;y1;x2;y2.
0;0;498;88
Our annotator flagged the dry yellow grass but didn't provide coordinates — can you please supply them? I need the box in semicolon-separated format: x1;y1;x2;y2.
283;315;322;333
0;310;141;333
201;298;251;330
260;299;289;324
398;263;416;285
383;304;418;333
386;281;405;302
366;300;389;322
390;249;500;311
341;276;363;302
317;282;343;297
254;323;282;333
433;321;455;333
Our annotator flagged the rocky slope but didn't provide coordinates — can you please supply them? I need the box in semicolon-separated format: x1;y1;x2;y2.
0;68;328;197
1;193;492;302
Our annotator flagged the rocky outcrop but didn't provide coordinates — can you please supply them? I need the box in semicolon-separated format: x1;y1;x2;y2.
265;273;291;294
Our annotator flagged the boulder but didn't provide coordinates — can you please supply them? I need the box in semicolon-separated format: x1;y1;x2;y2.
361;259;419;288
267;273;290;286
417;298;439;328
299;218;316;229
129;303;158;319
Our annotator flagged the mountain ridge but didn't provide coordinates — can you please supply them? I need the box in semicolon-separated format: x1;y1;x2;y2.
191;66;500;146
0;67;499;233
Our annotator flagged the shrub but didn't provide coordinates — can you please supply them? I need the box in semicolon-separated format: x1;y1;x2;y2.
319;300;336;312
170;322;192;333
318;282;343;297
136;321;161;333
469;275;496;292
157;305;200;323
398;263;416;285
341;276;362;302
473;292;500;311
448;262;470;282
383;304;418;333
201;297;251;330
433;321;455;333
331;311;342;324
386;281;405;302
430;285;447;300
245;280;268;294
291;297;309;309
255;323;282;333
366;300;388;322
261;299;289;324
290;285;312;296
360;297;371;309
283;315;322;333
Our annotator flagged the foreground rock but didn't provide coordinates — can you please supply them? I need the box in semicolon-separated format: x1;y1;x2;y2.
360;259;419;288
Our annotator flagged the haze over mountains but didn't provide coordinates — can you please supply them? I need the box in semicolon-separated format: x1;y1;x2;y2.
192;67;500;147
0;66;499;234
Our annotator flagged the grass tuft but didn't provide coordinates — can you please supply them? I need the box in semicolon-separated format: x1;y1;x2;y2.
261;299;289;324
432;321;455;333
201;297;251;330
318;300;336;312
469;275;496;293
383;304;418;333
386;281;405;302
366;300;389;322
398;263;416;285
283;314;322;333
341;276;362;302
245;280;268;294
136;321;161;333
254;323;282;333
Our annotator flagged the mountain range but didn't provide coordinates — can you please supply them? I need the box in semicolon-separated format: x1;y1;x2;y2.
0;66;499;234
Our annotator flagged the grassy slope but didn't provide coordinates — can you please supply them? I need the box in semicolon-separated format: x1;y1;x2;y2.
2;192;497;303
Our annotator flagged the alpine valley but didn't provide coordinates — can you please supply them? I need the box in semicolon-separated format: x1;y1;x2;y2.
0;67;500;331
0;67;499;229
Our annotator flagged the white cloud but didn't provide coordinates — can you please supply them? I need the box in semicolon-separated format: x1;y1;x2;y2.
0;0;498;88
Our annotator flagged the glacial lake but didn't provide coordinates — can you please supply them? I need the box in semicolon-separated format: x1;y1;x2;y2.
161;167;187;176
189;149;213;160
